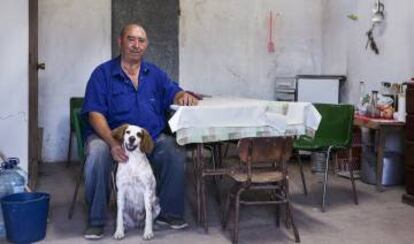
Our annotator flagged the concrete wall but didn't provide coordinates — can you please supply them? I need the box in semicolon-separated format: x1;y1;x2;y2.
179;0;323;99
4;0;413;164
112;0;179;81
38;0;111;162
0;0;29;171
322;0;414;104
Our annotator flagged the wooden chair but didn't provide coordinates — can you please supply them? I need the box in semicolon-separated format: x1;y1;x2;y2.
223;137;300;244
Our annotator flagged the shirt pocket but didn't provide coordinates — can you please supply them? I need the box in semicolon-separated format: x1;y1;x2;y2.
111;85;133;115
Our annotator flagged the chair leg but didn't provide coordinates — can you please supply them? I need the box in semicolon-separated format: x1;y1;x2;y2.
270;188;281;227
222;191;232;230
275;204;280;227
211;146;222;207
223;142;230;159
350;169;359;205
348;148;358;205
283;181;291;229
201;175;208;233
321;147;333;212
191;148;198;193
233;188;243;244
66;131;72;168
296;153;308;195
196;145;202;224
68;159;85;219
287;202;300;243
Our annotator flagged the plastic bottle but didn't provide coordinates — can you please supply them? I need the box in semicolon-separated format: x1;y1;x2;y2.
397;84;406;122
0;158;26;237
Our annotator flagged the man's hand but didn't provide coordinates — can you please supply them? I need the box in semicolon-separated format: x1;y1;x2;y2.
174;91;199;106
89;112;129;162
111;144;128;162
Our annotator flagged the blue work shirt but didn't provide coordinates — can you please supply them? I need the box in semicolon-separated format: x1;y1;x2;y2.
81;56;182;140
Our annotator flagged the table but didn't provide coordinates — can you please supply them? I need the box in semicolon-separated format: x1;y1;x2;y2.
169;97;321;144
354;114;405;192
168;97;321;230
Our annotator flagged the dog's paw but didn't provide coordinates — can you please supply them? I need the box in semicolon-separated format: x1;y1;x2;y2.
142;230;154;240
113;230;125;240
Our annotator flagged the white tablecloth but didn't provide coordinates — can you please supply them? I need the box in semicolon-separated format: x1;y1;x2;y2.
168;97;321;145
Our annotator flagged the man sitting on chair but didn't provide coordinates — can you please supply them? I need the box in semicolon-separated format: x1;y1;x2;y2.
81;23;198;239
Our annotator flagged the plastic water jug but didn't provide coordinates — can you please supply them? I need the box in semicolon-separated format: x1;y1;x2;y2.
0;157;26;237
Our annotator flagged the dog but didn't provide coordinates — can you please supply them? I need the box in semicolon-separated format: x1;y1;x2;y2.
112;124;161;240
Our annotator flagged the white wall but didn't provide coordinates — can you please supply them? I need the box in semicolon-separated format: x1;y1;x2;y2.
179;0;323;100
323;0;414;104
0;1;29;171
4;0;413;163
38;0;111;162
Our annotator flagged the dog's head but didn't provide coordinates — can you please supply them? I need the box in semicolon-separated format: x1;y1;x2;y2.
112;124;154;154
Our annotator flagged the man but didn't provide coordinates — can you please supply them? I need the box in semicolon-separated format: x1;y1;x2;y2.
81;23;198;239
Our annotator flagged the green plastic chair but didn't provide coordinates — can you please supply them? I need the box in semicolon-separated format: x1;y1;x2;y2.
294;103;358;212
68;107;86;219
67;107;117;219
67;97;84;167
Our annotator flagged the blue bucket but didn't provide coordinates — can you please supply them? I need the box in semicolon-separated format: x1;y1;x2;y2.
1;192;50;243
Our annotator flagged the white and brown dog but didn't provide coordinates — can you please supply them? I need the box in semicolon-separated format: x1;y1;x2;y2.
112;124;161;240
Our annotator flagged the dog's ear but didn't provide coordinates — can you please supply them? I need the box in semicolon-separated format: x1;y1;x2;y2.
140;128;154;154
112;124;129;142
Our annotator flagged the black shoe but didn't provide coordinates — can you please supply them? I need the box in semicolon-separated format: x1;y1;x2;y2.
84;226;104;240
156;215;189;230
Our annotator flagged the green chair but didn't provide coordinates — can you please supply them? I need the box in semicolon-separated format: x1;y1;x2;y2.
67;97;84;167
294;103;358;212
67;107;117;219
68;107;87;219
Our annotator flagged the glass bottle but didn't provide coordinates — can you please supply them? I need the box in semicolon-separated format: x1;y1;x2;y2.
358;81;366;115
368;90;379;118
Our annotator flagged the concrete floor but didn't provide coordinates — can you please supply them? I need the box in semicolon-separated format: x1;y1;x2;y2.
4;155;414;244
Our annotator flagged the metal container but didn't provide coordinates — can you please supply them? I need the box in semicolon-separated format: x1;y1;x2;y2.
360;127;404;185
361;149;404;186
311;152;326;173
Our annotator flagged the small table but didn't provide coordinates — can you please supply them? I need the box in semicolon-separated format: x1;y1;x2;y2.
353;115;405;192
168;97;322;230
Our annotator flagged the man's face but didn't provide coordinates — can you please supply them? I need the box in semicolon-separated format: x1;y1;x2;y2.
119;25;148;62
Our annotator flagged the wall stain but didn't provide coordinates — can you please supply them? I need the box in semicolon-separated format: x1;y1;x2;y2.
0;112;28;122
225;66;248;84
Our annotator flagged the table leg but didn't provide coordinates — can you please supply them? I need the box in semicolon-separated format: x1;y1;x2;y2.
376;128;385;192
196;144;202;224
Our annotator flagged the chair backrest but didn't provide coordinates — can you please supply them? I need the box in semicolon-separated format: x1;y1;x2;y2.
70;97;84;131
313;103;354;147
238;137;293;165
72;107;86;162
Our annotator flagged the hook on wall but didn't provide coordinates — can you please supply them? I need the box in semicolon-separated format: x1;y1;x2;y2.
371;0;385;24
365;0;385;55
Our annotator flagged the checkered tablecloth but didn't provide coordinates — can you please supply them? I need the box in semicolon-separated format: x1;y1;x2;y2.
168;97;321;145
